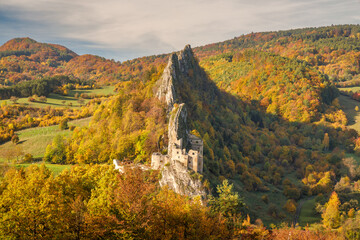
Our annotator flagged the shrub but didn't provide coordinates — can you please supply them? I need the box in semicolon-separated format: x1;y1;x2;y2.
261;194;269;204
268;204;278;218
23;153;34;163
38;96;47;103
10;96;19;104
283;199;297;213
59;118;69;130
11;135;19;144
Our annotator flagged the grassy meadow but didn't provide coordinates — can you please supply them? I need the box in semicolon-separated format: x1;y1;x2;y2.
338;94;360;132
338;86;360;92
298;198;321;226
230;175;293;226
0;117;91;162
15;163;72;176
0;85;115;109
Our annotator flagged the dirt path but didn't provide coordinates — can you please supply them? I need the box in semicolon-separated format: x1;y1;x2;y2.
293;199;308;226
293;198;307;226
338;94;360;132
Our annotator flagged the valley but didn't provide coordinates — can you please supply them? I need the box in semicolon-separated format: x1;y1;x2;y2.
338;94;360;132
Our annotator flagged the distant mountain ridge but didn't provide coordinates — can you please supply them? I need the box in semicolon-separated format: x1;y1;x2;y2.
194;24;360;83
2;25;359;88
0;37;77;61
0;38;124;85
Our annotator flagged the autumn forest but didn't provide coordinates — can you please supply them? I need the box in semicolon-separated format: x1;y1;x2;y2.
1;25;360;239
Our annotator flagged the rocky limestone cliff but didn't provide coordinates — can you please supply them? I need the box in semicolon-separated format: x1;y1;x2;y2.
152;45;206;198
177;45;197;76
155;44;197;111
160;161;206;197
155;54;179;110
168;103;188;155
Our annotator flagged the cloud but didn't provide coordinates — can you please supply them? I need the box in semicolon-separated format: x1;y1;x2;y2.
0;0;359;60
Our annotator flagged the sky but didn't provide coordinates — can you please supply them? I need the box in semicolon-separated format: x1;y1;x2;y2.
0;0;360;61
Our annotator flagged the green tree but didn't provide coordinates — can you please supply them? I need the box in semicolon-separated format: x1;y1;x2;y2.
208;180;245;234
10;96;18;104
208;180;245;218
11;134;19;144
59;118;69;130
44;135;66;163
0;165;64;239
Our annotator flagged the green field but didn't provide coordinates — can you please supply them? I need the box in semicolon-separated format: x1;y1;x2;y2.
0;86;115;109
345;153;360;165
15;163;72;176
298;198;321;226
0;117;91;162
339;86;360;92
338;95;360;132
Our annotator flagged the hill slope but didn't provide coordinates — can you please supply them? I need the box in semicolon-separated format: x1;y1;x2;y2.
2;25;360;87
0;38;146;86
195;24;360;84
49;45;356;224
0;37;77;61
2;25;360;225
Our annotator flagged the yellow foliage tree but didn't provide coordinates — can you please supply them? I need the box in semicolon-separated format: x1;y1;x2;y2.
322;191;341;229
322;133;329;151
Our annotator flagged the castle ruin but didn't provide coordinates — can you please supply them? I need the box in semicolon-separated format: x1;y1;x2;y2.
151;102;203;173
151;132;203;173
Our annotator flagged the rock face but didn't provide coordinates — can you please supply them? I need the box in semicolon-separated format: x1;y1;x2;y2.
155;54;179;111
160;161;206;197
151;45;206;197
168;103;188;155
177;45;197;76
155;44;197;111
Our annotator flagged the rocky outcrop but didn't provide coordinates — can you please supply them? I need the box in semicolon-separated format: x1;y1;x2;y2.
168;103;188;155
177;45;197;76
152;45;206;198
160;161;206;197
155;44;197;111
155;54;179;110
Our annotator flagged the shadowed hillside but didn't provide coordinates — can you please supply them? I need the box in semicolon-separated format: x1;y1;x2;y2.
47;45;356;224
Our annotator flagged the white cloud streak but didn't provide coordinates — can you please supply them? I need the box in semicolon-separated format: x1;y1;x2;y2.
0;0;359;60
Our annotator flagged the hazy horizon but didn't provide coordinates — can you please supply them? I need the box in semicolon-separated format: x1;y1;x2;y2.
1;0;360;61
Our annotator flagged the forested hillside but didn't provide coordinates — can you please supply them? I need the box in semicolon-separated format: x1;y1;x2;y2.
200;50;337;122
0;38;166;87
2;25;360;87
196;25;360;84
1;25;360;238
41;45;357;226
